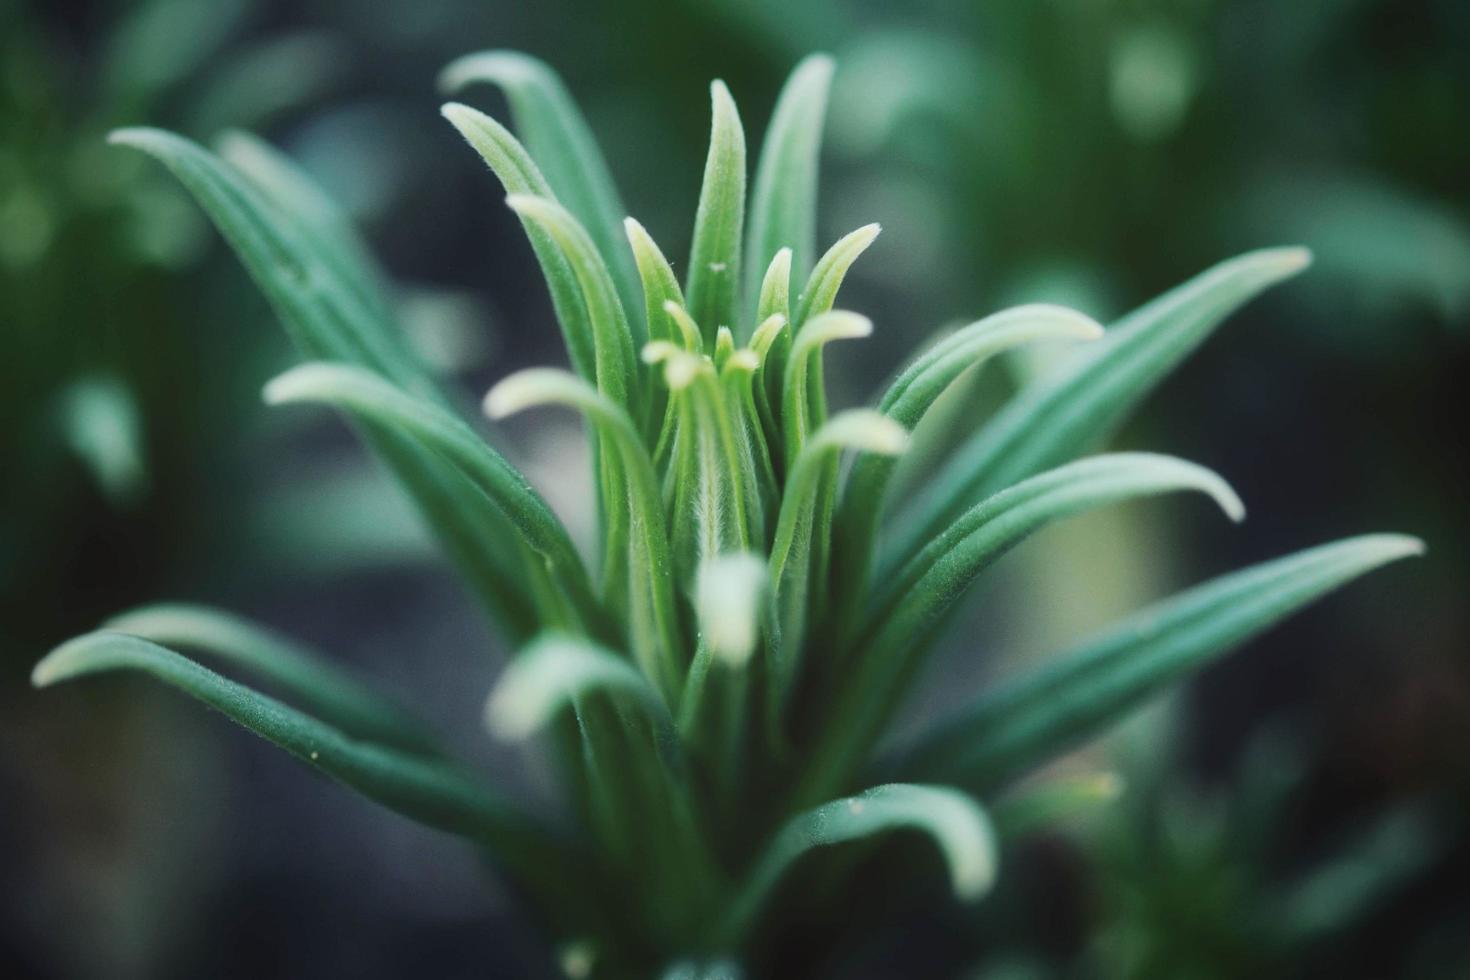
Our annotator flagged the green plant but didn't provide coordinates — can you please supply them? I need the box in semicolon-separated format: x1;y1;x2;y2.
33;51;1422;976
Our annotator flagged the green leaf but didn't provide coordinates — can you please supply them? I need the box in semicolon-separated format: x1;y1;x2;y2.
440;103;597;384
744;54;835;320
891;247;1312;566
769;411;908;728
694;552;769;668
803;453;1242;808
216;128;392;324
264;362;601;632
506;194;638;415
486;369;684;704
58;375;148;507
104;603;437;755
648;342;755;585
110;126;540;639
439;51;643;339
781;311;871;469
625;217;686;442
485;634;670;740
836;305;1104;604
792;223;881;328
685;81;746;346
32;632;547;851
724;783;996;943
903;534;1423;791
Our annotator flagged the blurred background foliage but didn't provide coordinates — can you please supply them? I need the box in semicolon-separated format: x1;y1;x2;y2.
1;0;1466;977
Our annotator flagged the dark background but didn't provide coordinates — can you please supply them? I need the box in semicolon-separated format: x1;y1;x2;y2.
2;0;1467;976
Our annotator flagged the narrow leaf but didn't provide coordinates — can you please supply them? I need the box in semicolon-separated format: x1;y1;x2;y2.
892;247;1311;565
744;54;835;318
769;411;908;726
265;362;600;631
111;126;540;638
440;51;643;337
724;783;996;943
486;634;669;740
216;129;392;323
506;194;637;414
781;311;871;469
803;453;1243;807
792;223;881;328
33;633;544;850
105;603;436;754
486;369;684;703
685;81;746;345
904;534;1424;791
441;103;597;383
836;305;1104;603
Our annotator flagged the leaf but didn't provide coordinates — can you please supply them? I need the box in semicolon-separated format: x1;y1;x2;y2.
110;126;540;639
694;552;769;668
440;51;643;338
505;194;637;415
781;311;872;469
723;783;996;943
685;81;746;345
104;603;437;755
264;362;601;632
891;247;1312;566
216;128;391;323
802;453;1242;807
903;534;1423;791
625;217;685;441
441;103;597;384
486;369;684;703
768;411;908;726
836;305;1104;602
33;633;545;851
744;54;835;320
485;634;670;740
648;341;755;585
58;375;148;507
792;223;881;328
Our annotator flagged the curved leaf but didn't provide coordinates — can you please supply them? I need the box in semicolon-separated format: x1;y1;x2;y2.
781;311;872;468
724;783;996;942
836;305;1104;601
265;362;600;631
440;51;641;335
803;453;1242;807
892;247;1311;566
904;534;1424;791
440;103;596;383
110;126;539;638
685;81;746;344
105;603;436;754
769;411;908;725
33;633;544;851
744;54;835;319
485;634;669;740
506;194;637;414
486;369;683;703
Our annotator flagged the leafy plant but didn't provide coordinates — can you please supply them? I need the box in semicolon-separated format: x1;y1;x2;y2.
33;51;1422;976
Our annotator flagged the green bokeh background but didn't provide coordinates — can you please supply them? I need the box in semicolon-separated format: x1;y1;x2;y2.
2;1;1466;977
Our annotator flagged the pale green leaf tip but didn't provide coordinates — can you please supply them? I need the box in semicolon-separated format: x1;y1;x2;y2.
32;634;109;689
261;363;332;406
697;553;768;666
106;127;166;151
438;50;538;95
439;101;476;126
483;368;574;419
